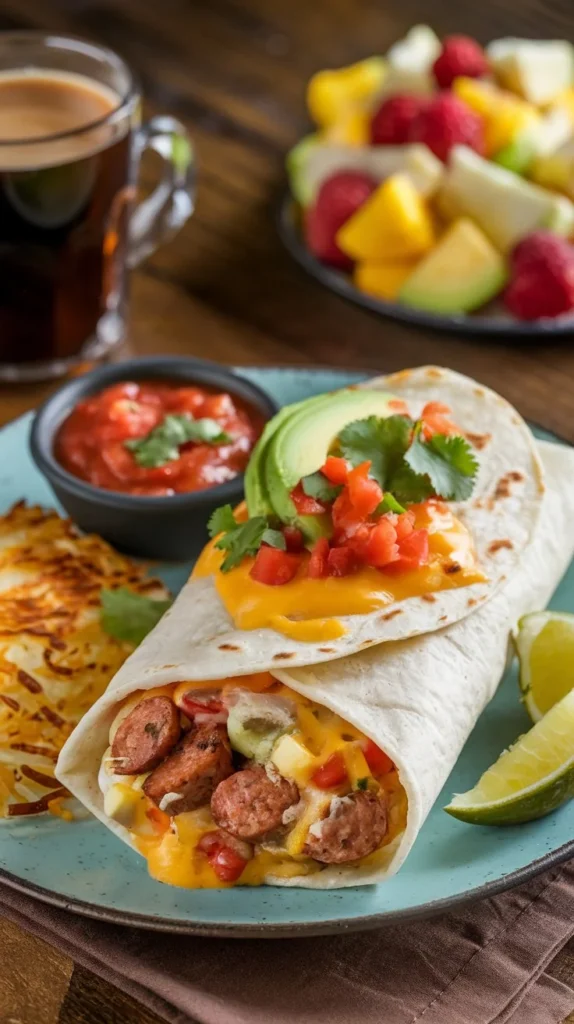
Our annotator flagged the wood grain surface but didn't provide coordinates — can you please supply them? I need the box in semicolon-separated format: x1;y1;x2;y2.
0;0;573;1021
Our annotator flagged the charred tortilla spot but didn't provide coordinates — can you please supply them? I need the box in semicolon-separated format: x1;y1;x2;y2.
439;615;448;622
421;594;437;603
468;598;478;607
465;432;491;450
381;609;403;621
318;647;335;653
219;643;241;651
488;539;513;555
444;562;462;574
474;387;485;397
273;652;295;660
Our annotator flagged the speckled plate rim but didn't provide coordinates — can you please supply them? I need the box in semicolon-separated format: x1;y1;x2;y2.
0;839;573;938
0;364;572;938
277;189;574;339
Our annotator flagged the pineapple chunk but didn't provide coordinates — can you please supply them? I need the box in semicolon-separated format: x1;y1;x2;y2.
104;783;144;828
337;174;435;261
271;733;316;787
355;259;419;301
343;744;372;788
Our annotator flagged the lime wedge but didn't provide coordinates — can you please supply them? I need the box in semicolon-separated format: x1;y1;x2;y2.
515;611;574;722
445;689;574;825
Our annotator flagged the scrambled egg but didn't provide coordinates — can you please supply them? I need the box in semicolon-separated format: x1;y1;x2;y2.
0;503;167;818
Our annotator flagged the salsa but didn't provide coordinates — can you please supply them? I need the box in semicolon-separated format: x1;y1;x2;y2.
55;381;265;497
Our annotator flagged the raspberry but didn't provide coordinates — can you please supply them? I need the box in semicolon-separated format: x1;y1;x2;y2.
305;171;377;269
511;231;574;274
433;35;489;89
370;93;428;145
408;93;485;162
504;258;574;321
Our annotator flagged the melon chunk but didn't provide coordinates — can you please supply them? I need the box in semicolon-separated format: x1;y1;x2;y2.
337;174;435;261
399;218;508;314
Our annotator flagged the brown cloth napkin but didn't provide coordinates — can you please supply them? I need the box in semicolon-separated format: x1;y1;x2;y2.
2;861;574;1024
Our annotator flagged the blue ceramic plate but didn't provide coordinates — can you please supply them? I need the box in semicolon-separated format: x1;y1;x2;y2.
1;366;573;937
277;192;574;339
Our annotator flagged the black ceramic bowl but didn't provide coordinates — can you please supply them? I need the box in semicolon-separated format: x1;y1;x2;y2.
30;356;278;561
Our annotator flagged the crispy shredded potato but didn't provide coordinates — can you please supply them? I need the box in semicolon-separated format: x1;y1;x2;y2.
0;503;168;818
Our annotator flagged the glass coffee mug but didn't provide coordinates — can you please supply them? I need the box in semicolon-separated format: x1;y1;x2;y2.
0;32;194;381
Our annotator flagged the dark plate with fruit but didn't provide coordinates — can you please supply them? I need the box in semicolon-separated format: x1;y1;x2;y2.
278;26;574;337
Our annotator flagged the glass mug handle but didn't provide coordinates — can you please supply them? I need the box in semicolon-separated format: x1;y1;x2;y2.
128;115;195;268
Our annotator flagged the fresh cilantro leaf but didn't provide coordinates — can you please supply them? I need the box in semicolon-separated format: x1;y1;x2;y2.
356;777;369;791
405;432;478;501
100;588;172;646
215;516;269;572
261;528;287;550
376;493;407;515
208;504;237;538
338;415;412;489
387;464;434;505
301;471;342;503
125;415;231;468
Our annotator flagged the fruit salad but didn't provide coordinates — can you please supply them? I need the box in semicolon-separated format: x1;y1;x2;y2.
287;26;574;322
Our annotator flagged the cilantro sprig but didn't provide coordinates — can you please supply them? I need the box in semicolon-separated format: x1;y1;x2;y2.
101;588;173;645
208;505;285;572
338;415;477;504
125;414;232;469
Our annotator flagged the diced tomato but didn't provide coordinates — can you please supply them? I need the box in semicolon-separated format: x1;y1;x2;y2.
197;832;248;883
146;805;171;835
308;537;330;578
395;509;415;541
384;528;430;574
364;517;399;568
290;482;326;515
211;845;249;883
321;456;350;485
283;526;304;552
346;523;372;560
312;751;348;789
249;546;301;585
346;461;383;517
363;739;394;776
421;401;459;439
179;692;225;717
327;545;359;577
331;490;365;540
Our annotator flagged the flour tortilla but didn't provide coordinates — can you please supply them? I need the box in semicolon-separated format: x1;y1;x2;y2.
66;367;545;684
57;441;574;888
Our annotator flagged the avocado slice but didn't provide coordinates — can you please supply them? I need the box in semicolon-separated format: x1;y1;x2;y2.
226;690;296;762
245;394;335;518
264;388;395;540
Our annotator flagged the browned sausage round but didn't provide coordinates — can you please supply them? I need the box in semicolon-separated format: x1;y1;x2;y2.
143;722;233;815
211;766;299;842
304;791;387;864
111;696;181;775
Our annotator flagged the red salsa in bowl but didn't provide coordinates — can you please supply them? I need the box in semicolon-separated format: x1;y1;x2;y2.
55;380;265;497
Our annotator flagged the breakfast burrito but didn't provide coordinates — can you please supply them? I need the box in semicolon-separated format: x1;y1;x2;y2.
57;439;574;888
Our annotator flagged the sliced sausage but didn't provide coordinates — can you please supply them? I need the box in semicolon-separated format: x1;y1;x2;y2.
111;696;181;775
211;765;299;842
143;722;233;816
304;790;387;864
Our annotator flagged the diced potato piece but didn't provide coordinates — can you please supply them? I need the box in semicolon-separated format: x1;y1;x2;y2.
104;783;143;828
271;733;316;787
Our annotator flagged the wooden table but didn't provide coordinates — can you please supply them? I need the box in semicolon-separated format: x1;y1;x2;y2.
0;0;573;1020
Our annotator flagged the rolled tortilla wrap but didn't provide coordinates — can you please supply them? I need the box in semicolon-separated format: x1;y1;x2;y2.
57;440;574;888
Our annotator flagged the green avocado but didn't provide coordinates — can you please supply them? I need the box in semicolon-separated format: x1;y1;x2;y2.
264;388;395;541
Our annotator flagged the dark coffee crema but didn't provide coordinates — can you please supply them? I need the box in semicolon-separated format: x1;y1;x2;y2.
0;70;133;363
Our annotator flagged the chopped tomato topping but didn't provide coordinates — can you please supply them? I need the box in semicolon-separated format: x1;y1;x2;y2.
346;461;383;517
331;489;365;540
198;832;249;883
250;546;301;585
384;528;430;574
421;401;459;439
321;456;350;485
395;509;415;541
363;739;394;776
146;805;171;835
312;751;348;789
364;517;399;568
283;526;304;552
179;693;225;718
327;545;359;577
308;537;329;578
290;483;326;515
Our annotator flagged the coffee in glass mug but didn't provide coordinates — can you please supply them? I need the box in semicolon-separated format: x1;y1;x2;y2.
0;34;194;381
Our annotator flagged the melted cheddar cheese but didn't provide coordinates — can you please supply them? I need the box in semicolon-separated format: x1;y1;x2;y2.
193;502;486;642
